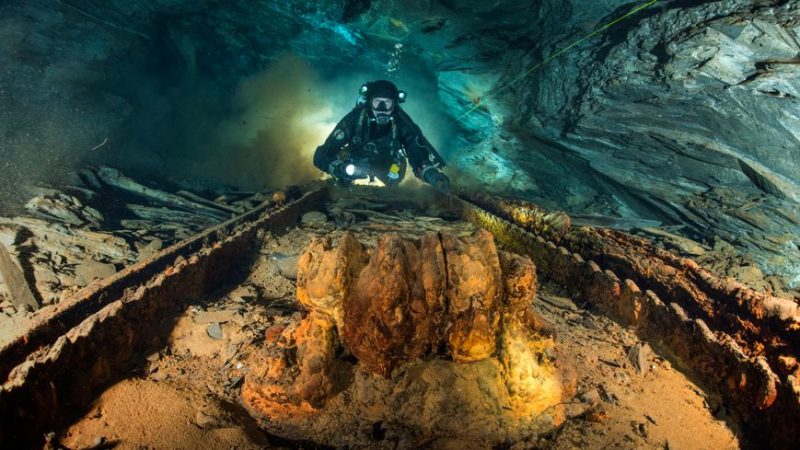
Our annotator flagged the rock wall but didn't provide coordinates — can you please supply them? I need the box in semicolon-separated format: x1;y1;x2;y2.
2;0;799;285
415;0;800;287
0;0;389;209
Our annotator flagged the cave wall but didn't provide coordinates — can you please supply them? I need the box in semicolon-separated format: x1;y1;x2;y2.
1;0;799;285
0;0;438;205
490;0;800;286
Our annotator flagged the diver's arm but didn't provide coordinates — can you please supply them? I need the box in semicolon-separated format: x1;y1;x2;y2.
396;110;449;189
313;108;362;174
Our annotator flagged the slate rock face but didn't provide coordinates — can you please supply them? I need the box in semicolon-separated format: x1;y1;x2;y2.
490;0;800;287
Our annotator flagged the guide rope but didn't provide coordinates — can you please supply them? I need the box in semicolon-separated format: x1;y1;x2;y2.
453;0;660;123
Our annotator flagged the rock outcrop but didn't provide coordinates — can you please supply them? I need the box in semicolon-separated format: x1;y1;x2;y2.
489;0;800;288
3;0;799;289
0;166;283;329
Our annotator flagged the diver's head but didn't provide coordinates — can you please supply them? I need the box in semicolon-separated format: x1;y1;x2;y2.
370;96;394;125
361;80;406;125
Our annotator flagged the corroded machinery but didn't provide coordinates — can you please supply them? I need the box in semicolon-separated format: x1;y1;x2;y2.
0;184;797;449
450;190;800;449
242;230;567;447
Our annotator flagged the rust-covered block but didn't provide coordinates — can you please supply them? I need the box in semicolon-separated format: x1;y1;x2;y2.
669;302;690;322
295;230;546;377
530;238;553;276
694;319;719;345
291;312;339;407
643;290;664;309
500;251;538;318
681;323;725;385
596;270;622;310
637;290;664;327
579;261;605;307
245;228;568;441
753;356;779;410
439;231;505;363
342;233;447;375
440;190;800;449
296;232;367;330
562;250;589;297
720;336;749;364
646;302;692;360
619;279;644;325
548;246;573;288
571;253;584;264
639;291;670;341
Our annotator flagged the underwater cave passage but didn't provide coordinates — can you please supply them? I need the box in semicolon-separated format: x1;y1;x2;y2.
2;1;800;449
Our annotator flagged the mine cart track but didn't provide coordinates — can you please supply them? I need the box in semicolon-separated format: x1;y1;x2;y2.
0;186;327;447
0;187;325;381
1;184;798;449
446;193;799;450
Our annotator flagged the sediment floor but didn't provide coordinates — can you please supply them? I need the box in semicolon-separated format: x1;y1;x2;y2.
58;199;739;449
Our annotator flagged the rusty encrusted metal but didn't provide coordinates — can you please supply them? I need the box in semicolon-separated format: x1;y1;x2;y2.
564;227;800;362
1;185;798;449
0;186;326;448
457;191;571;243
443;191;799;450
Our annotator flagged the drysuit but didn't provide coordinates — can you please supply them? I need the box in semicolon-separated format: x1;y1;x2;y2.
313;80;449;189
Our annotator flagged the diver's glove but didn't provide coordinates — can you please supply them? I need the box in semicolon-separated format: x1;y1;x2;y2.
423;169;450;192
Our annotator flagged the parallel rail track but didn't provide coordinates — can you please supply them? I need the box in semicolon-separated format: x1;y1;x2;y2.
0;184;797;448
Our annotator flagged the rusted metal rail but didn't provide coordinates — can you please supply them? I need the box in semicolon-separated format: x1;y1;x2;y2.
0;185;327;447
1;185;798;449
443;192;799;450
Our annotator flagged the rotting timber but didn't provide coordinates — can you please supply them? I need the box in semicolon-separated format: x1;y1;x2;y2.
0;184;797;449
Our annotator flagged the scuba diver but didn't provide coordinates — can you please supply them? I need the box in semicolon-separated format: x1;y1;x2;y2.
313;80;450;190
